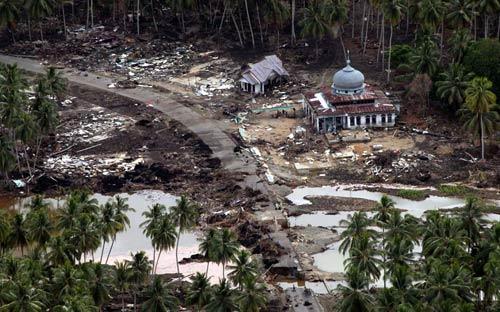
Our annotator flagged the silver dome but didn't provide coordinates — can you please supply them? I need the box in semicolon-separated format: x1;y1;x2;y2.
332;60;365;94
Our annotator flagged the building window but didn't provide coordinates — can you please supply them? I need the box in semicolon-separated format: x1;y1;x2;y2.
356;116;361;126
388;114;393;123
365;116;370;124
372;115;376;124
381;114;386;123
350;116;355;126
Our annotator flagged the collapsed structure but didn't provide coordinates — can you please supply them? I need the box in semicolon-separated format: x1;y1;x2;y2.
302;57;397;133
239;55;289;94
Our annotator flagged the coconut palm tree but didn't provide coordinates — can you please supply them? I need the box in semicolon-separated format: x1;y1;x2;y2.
33;98;58;166
478;0;500;38
447;0;476;28
338;266;375;311
448;28;472;63
385;210;419;245
170;195;198;277
140;203;166;269
43;67;67;100
0;0;20;42
1;280;46;312
151;213;177;274
69;214;100;263
227;249;258;289
26;208;53;249
422;215;468;261
262;0;290;48
215;228;239;278
300;0;329;58
186;272;212;310
199;227;220;275
461;76;499;160
0;136;16;181
28;0;55;41
405;37;440;77
114;260;132;311
339;212;376;255
141;275;179;312
383;0;403;82
9;212;28;255
390;264;416;305
98;201;119;263
420;260;471;305
0;209;12;254
126;251;153;311
46;235;76;266
105;195;133;264
52;262;86;300
385;237;415;276
16;112;39;178
436;63;474;110
88;263;113;311
236;276;268;312
204;278;237;312
459;197;487;251
345;234;382;282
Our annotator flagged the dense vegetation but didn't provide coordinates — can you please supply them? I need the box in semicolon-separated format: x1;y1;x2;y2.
337;195;500;312
0;192;268;311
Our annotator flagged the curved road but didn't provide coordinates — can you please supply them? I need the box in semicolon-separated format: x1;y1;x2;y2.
0;54;250;173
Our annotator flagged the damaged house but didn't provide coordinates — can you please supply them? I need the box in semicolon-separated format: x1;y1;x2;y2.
239;55;289;94
302;57;398;133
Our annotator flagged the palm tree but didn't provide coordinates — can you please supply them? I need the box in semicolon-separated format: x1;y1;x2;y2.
88;263;113;311
186;272;212;310
1;280;46;312
9;212;28;255
16;112;39;178
390;264;416;304
417;0;445;49
459;197;487;251
338;267;375;312
33;98;58;166
300;0;329;58
421;260;471;305
422;215;467;261
436;64;474;110
141;275;179;312
405;37;440;77
204;278;238;312
0;0;20;42
0;209;12;254
383;0;403;82
28;0;55;41
448;29;472;63
140;203;166;269
114;261;132;311
447;0;476;28
339;212;376;255
0;136;15;180
151;213;177;274
52;262;85;300
385;210;419;245
215;228;239;278
227;249;258;289
43;67;67;100
170;195;198;277
126;251;153;311
345;234;382;282
27;194;50;212
105;195;133;264
236;276;268;312
70;214;100;263
47;235;76;266
461;76;499;160
478;0;500;38
98;201;118;263
199;227;220;275
26;209;53;248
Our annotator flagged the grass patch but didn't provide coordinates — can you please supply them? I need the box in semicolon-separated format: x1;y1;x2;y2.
437;184;474;196
396;189;427;200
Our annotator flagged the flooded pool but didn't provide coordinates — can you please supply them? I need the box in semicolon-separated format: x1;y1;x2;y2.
3;190;224;280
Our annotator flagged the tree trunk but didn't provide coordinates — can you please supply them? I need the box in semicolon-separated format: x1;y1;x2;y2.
387;24;393;83
256;2;264;46
352;0;356;38
231;12;244;47
39;21;44;41
406;0;410;36
100;240;106;263
480;114;485;160
205;261;210;275
155;249;162;273
181;12;186;34
121;296;125;312
86;0;90;28
222;261;225;278
440;19;444;61
91;0;94;27
105;236;116;264
497;13;500;39
28;16;32;42
133;292;137;312
151;0;158;32
175;227;181;276
136;0;140;35
23;146;32;179
363;6;371;55
484;15;488;38
360;0;366;45
244;0;255;48
291;0;296;45
219;2;228;34
62;3;68;41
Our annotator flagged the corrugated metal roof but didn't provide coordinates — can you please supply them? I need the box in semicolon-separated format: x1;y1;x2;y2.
241;55;289;85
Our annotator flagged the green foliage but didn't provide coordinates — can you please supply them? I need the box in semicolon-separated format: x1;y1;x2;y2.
388;44;412;69
463;40;500;96
396;189;427;200
437;184;474;196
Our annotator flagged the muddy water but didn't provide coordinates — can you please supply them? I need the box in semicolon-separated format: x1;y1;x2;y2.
2;190;224;281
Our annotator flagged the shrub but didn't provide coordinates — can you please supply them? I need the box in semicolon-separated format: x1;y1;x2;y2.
437;184;473;196
397;189;427;200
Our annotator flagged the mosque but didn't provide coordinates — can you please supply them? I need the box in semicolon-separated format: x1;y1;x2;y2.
302;56;398;133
